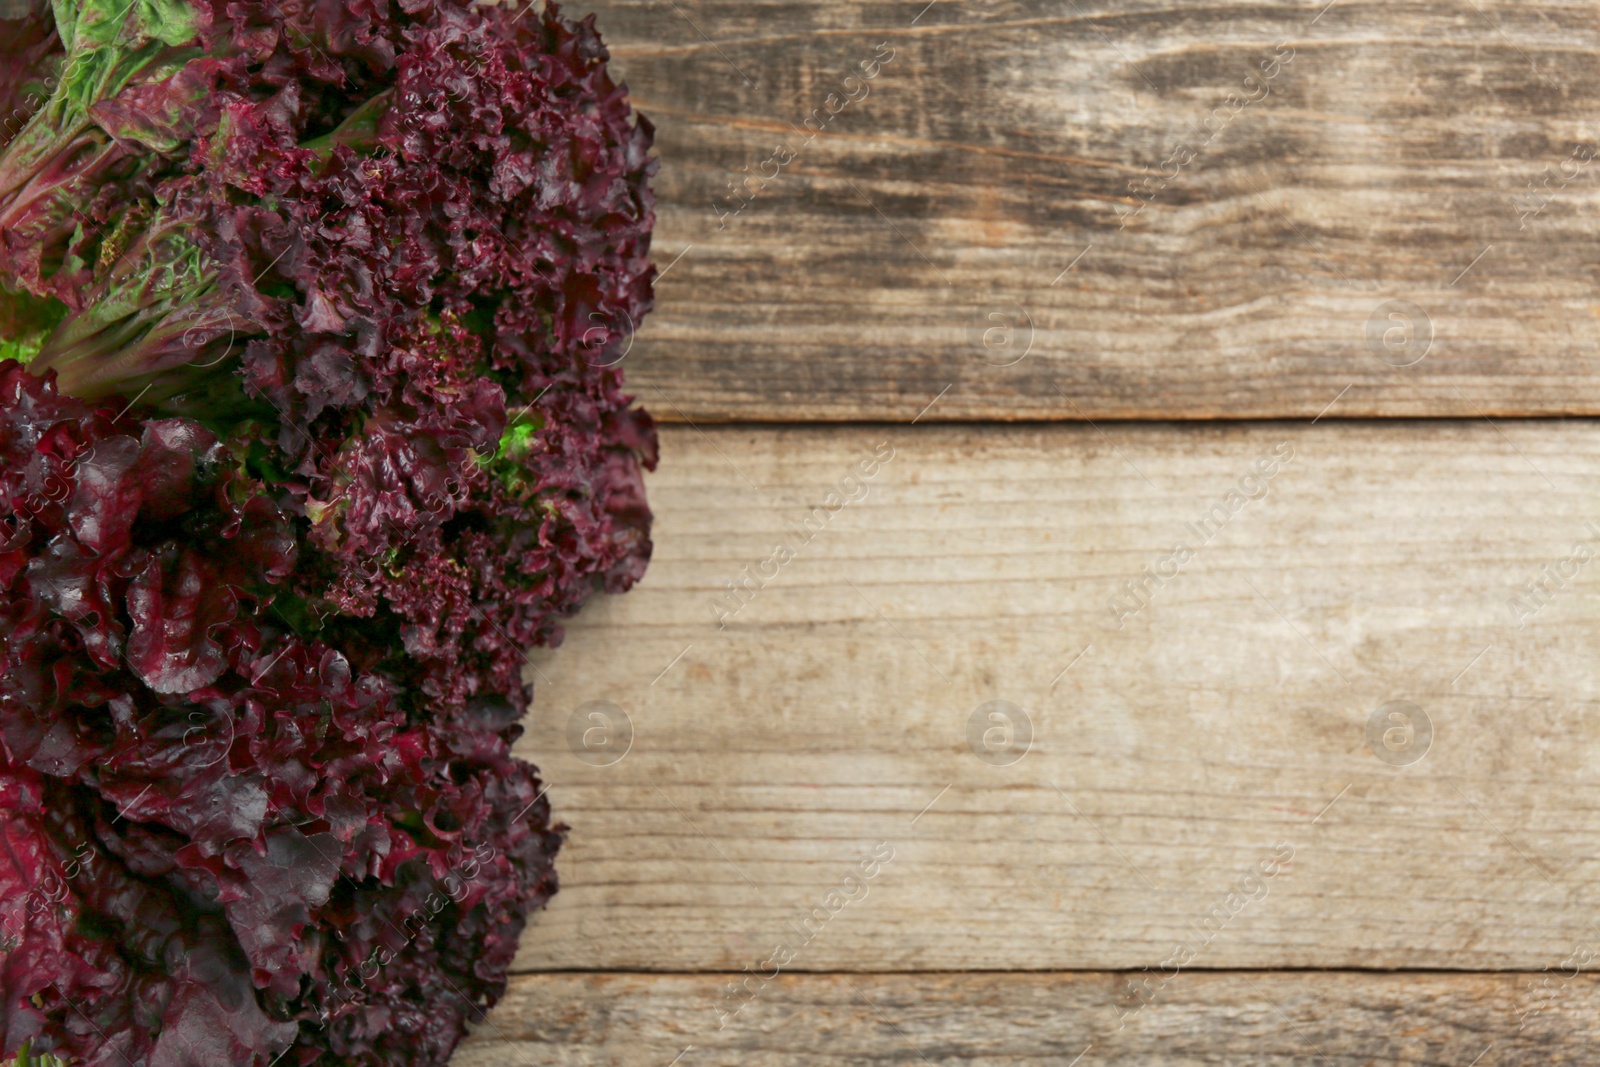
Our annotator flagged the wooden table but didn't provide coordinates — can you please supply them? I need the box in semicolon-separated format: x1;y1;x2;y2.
462;1;1600;1061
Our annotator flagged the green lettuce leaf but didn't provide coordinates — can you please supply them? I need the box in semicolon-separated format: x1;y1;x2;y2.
0;0;205;201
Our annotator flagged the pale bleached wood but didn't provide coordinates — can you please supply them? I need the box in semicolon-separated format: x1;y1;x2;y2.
586;0;1600;420
512;422;1600;972
457;971;1600;1064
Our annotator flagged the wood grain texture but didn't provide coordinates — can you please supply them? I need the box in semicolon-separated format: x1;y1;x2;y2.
511;422;1600;972
457;971;1600;1064
587;0;1600;420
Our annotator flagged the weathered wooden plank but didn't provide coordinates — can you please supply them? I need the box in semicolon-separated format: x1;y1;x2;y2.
457;971;1600;1065
513;422;1600;971
588;0;1600;420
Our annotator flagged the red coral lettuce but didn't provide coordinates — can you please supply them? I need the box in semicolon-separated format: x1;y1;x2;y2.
0;362;563;1065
